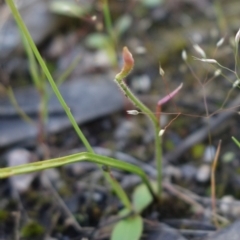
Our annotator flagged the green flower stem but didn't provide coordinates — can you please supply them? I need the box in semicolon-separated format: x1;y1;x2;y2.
102;0;117;66
6;0;131;210
114;79;156;124
21;32;40;89
0;152;157;203
114;79;162;196
102;0;113;39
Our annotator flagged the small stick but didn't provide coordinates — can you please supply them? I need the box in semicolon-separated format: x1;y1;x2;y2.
211;140;222;228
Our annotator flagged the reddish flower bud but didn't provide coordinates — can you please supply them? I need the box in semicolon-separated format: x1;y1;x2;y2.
115;47;134;81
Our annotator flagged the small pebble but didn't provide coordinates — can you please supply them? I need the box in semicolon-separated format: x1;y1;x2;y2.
114;119;144;149
164;165;182;180
222;152;235;163
41;168;63;189
196;164;211;182
131;74;151;93
220;195;240;218
84;192;103;203
204;219;240;240
6;148;37;192
93;50;112;68
135;46;146;54
220;195;234;215
180;164;197;181
203;146;216;163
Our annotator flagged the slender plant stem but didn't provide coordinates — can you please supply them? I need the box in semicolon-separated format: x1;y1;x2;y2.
0;152;157;202
102;0;117;66
114;79;162;196
155;124;162;195
211;140;221;228
114;80;156;124
6;0;93;153
232;136;240;148
102;0;113;38
21;32;40;89
6;0;132;210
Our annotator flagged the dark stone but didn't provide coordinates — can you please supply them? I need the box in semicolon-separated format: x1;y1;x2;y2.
0;75;124;147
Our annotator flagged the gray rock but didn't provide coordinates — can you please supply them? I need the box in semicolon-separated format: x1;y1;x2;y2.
6;148;37;192
196;164;211;183
0;75;124;147
0;0;61;58
219;196;240;219
114;119;144;149
131;74;151;93
202;220;240;240
180;164;197;180
203;146;216;163
147;223;187;240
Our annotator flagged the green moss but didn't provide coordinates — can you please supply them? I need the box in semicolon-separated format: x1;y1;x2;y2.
21;221;45;238
191;144;205;159
0;210;9;222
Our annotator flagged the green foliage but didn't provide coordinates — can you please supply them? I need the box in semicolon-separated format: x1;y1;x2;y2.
21;221;44;238
114;15;132;36
140;0;165;8
49;1;91;18
3;1;169;240
191;144;205;159
132;182;157;213
0;210;9;222
232;136;240;148
0;152;156;204
85;33;110;49
111;215;143;240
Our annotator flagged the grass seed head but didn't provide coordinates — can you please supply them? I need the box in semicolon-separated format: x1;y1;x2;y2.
235;28;240;45
216;38;224;47
181;50;187;61
127;110;139;115
193;44;206;58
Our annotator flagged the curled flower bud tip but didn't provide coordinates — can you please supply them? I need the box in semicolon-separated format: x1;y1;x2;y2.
123;46;134;69
115;47;134;81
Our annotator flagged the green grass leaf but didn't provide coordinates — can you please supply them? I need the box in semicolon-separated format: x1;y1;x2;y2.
232;136;240;148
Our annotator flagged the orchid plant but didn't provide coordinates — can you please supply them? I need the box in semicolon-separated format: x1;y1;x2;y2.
2;1;183;239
